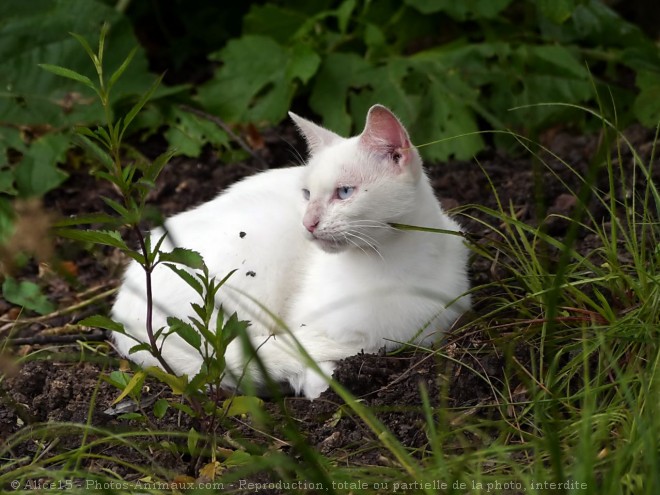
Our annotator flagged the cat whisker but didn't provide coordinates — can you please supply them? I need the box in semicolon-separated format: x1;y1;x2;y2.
344;231;384;261
342;233;371;257
282;138;307;167
346;227;380;247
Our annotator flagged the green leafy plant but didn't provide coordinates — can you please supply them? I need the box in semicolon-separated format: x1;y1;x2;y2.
196;0;660;161
41;25;253;446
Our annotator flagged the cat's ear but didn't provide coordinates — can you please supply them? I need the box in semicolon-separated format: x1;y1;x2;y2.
359;105;420;177
289;112;341;156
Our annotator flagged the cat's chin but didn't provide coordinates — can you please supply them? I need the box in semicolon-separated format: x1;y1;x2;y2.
312;237;348;254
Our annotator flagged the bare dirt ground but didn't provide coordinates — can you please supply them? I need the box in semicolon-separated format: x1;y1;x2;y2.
0;121;656;486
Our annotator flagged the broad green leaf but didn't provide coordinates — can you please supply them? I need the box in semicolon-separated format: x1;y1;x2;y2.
404;0;512;19
0;167;16;196
335;0;357;34
197;35;321;123
537;0;576;24
634;86;660;126
309;52;372;134
159;248;205;270
634;71;660;126
0;1;151;198
167;316;202;351
79;314;125;333
164;107;229;158
104;370;132;390
111;370;146;405
407;78;484;161
153;398;169;419
0;0;150;127
2;277;55;315
223;396;264;417
14;133;69;197
243;4;308;43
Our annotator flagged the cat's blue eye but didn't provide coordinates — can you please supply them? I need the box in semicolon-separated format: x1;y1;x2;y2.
337;186;355;200
302;188;310;200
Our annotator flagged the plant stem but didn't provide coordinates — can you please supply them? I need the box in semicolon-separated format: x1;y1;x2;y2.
135;226;175;375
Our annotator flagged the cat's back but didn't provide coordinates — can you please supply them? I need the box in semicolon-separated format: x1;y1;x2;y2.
114;165;309;336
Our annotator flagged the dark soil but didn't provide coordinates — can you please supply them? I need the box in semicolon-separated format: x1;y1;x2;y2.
1;121;657;489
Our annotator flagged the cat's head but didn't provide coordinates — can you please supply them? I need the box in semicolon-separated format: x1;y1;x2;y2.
290;104;423;254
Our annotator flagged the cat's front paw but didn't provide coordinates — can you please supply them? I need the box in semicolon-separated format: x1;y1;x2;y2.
299;361;336;400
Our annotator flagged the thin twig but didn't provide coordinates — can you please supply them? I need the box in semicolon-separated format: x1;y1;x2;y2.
0;286;118;334
178;104;270;170
7;329;107;346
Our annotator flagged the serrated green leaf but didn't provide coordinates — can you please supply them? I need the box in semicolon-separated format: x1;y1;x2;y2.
94;126;112;148
101;196;130;218
159;248;205;270
56;228;130;251
164;107;229;158
53;212;118;228
75;133;115;170
633;82;660;128
404;0;512;19
167;316;202;351
243;4;308;43
197;35;320;123
153;398;169;419
145;148;176;183
14;133;70;197
2;277;55;315
309;52;372;135
79;314;125;333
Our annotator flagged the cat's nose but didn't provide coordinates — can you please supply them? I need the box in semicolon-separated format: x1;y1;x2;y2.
304;218;319;233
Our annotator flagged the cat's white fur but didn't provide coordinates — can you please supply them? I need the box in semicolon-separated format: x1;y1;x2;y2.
111;105;471;399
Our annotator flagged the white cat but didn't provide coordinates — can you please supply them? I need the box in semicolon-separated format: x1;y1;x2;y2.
111;104;471;399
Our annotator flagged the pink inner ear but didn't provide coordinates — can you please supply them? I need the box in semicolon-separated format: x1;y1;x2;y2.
360;106;411;161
